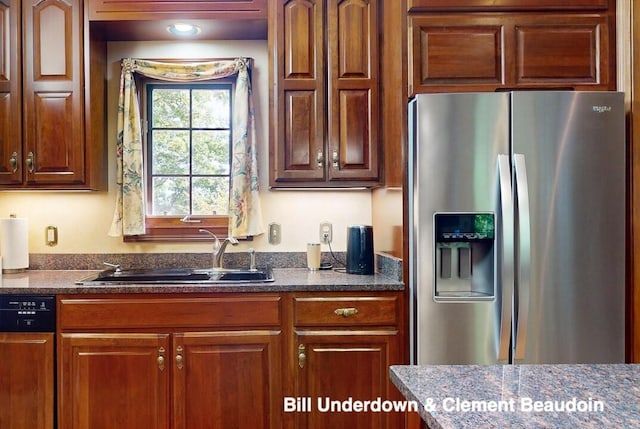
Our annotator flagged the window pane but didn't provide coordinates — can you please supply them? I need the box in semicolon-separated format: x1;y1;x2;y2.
192;177;230;215
152;177;190;215
152;130;190;174
152;89;190;128
192;89;230;129
192;130;230;175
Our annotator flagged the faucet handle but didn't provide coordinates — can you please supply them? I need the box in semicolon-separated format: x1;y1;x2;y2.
103;262;122;273
248;248;257;271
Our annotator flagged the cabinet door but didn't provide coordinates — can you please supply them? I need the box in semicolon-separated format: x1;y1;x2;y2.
173;331;282;429
293;330;401;429
410;13;612;93
59;333;171;429
0;333;54;429
0;0;22;185
327;0;379;182
22;0;85;185
271;0;326;184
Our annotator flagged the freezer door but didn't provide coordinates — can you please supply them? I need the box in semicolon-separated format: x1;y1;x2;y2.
409;93;511;365
512;91;625;364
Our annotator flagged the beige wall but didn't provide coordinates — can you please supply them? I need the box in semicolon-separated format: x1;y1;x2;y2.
0;40;373;255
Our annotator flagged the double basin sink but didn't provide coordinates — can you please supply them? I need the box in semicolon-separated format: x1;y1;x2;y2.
76;267;275;285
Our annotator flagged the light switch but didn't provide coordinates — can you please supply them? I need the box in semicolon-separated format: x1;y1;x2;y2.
268;223;281;245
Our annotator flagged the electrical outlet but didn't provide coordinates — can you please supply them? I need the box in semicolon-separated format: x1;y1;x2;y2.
319;222;332;244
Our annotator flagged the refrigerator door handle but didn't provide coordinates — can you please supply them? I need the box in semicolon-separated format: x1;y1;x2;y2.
513;153;531;361
497;154;514;362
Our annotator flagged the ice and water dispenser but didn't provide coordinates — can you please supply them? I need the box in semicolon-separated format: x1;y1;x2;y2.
433;213;495;301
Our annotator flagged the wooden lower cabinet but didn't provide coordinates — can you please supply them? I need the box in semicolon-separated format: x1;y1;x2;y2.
289;293;404;429
59;333;171;429
293;330;401;429
59;330;282;429
57;291;403;429
172;331;282;429
0;333;55;429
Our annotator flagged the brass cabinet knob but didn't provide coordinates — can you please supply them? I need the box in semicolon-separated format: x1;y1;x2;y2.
176;345;184;369
26;152;35;173
316;150;324;168
157;347;166;370
332;150;339;170
298;344;306;368
9;152;18;173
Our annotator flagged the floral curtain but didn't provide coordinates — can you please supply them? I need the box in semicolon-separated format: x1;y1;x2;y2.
108;58;264;238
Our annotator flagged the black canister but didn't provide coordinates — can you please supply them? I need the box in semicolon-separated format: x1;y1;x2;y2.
346;225;374;275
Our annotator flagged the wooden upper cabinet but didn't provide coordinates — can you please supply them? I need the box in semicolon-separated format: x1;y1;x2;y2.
23;0;85;186
0;0;106;190
409;13;612;94
408;0;610;12
272;0;325;182
327;0;379;182
0;0;21;185
270;0;381;187
87;0;267;20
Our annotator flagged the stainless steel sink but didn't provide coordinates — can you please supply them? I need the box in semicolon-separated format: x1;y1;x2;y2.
76;267;275;285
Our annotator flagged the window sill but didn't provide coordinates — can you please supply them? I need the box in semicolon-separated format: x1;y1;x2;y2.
123;216;237;242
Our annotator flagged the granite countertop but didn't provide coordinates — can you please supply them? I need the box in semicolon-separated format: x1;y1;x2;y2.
390;364;640;429
0;268;404;294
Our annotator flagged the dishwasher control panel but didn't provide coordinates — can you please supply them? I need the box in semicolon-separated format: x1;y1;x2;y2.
0;295;55;332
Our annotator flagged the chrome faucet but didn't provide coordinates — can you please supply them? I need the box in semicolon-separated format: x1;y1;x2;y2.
248;248;257;271
199;229;239;270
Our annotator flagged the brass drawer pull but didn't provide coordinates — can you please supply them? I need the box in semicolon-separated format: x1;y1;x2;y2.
334;307;358;317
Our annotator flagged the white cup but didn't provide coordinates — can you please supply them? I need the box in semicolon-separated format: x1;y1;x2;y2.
306;243;321;270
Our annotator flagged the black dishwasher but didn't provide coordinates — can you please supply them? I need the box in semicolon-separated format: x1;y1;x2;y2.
0;294;56;331
0;294;56;429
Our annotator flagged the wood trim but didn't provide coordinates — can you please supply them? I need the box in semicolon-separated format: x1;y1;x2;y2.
123;216;230;242
627;0;639;363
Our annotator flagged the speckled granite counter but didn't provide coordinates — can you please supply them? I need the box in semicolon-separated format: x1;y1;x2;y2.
0;268;403;294
390;364;640;429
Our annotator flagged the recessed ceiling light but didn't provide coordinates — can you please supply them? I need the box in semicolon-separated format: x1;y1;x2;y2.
167;23;201;37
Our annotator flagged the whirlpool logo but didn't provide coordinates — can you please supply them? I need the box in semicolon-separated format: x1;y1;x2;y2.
592;105;612;113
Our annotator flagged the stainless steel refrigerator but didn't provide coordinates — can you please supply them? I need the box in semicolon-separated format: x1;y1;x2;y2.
408;91;626;365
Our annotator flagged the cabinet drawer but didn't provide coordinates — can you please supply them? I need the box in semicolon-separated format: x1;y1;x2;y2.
293;296;398;327
59;295;281;330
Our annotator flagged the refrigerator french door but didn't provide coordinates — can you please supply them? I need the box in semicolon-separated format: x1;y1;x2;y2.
409;91;625;365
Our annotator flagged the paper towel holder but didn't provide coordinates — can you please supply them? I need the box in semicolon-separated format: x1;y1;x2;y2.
1;214;29;273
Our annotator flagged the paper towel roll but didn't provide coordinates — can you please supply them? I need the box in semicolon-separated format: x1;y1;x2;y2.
1;217;29;272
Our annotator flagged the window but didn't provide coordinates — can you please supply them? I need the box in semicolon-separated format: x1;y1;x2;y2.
128;79;234;241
